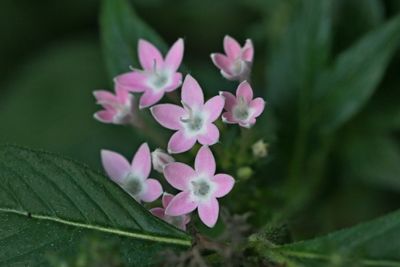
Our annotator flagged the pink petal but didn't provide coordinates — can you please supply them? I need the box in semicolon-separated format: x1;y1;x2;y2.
139;90;164;109
140;178;162;202
162;193;174;208
138;39;163;71
164;162;195;190
236;81;253;103
150;104;185;130
211;53;233;74
94;110;116;123
101;150;130;183
164;72;182;92
204;95;225;122
198;198;219;227
197;124;219;145
150;207;165;219
241;39;254;62
221;112;236;124
115;84;131;103
115;72;149;92
223;35;241;58
164;38;184;72
168;130;197;154
250;97;265;117
131;143;151;179
181;75;204;107
212;174;235;198
93;90;117;103
165;191;197;216
195;146;216;177
220;91;237;111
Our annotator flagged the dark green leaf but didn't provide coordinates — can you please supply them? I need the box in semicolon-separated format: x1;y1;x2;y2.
0;145;191;266
100;0;166;79
313;15;400;133
270;209;400;266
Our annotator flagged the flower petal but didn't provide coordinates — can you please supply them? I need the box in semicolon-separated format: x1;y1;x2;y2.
223;35;241;58
195;146;216;177
131;143;151;179
250;97;265;117
212;174;235;198
115;72;149;92
94;110;116;123
101;150;130;183
198;198;219;227
164;38;184;72
168;130;197;154
220;91;236;111
140;178;162;202
164;162;195;190
181;74;204;107
138;39;163;71
211;53;233;74
150;104;185;130
198;124;219;145
242;39;254;62
150;207;165;219
93;90;116;104
165;191;197;216
139;90;164;109
162;193;174;208
236;81;253;103
221;112;236;124
204;95;225;122
164;72;182;92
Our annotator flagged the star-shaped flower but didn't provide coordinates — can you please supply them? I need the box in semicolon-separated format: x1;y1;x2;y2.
220;81;265;128
115;38;184;109
150;193;190;231
151;75;225;154
93;83;136;125
163;146;235;228
101;143;162;203
211;35;254;81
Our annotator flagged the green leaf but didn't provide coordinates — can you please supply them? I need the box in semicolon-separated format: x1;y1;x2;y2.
0;145;191;266
312;15;400;133
100;0;166;79
270;209;400;266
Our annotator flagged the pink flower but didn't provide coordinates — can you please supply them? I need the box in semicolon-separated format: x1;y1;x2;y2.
93;83;137;125
220;81;265;128
151;148;175;173
211;35;254;81
151;75;225;154
101;143;162;203
150;193;190;230
163;146;234;228
115;38;184;109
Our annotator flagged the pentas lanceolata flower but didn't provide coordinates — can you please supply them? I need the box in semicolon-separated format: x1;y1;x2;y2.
97;35;265;230
163;146;234;227
151;74;225;154
211;35;254;82
150;193;190;230
220;81;265;128
93;82;137;125
116;38;184;108
101;143;162;203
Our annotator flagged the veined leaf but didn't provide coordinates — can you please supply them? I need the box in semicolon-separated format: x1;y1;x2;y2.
100;0;167;79
0;145;191;266
269;209;400;266
312;14;400;133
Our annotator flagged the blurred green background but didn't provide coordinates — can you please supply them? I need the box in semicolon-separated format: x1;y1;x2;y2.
1;0;400;244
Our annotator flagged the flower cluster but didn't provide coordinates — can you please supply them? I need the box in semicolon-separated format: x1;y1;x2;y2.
95;36;265;229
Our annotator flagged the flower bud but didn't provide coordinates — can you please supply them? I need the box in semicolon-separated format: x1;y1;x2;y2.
252;140;269;158
151;149;175;173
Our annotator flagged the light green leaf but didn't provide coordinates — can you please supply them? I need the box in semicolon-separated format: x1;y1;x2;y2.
100;0;166;79
270;210;400;266
312;15;400;133
0;145;191;266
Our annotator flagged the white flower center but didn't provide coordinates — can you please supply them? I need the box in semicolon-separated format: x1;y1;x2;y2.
147;61;170;91
121;173;144;197
233;96;250;121
231;59;245;75
180;101;206;135
190;177;214;201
